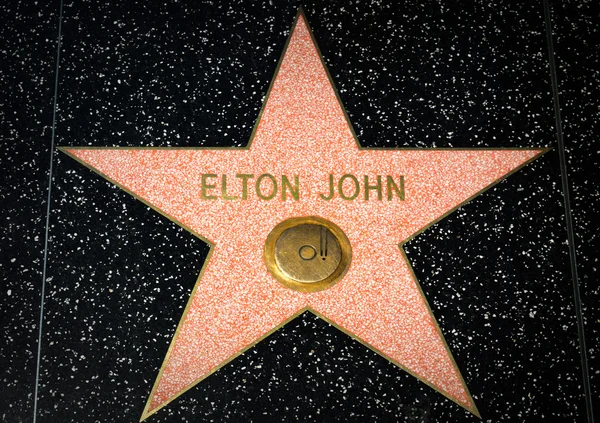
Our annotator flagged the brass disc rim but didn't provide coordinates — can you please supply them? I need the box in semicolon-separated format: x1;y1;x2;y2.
264;216;352;292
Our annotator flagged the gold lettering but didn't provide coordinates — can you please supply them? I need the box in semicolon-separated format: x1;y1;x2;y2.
236;174;254;200
339;174;359;200
256;174;277;200
221;175;238;200
386;175;405;201
201;174;217;200
281;175;299;201
364;175;382;201
319;174;335;201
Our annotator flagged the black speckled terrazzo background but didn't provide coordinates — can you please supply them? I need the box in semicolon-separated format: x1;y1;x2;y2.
1;1;596;422
0;1;59;421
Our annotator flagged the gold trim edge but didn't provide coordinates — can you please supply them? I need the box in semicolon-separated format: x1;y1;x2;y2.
264;216;352;293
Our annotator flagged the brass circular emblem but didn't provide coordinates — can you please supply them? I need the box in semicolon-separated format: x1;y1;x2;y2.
264;216;352;292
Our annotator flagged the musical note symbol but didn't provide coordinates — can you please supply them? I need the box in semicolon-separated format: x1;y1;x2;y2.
320;226;328;260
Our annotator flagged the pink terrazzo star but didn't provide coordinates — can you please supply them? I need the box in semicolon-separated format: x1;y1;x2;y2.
61;9;547;421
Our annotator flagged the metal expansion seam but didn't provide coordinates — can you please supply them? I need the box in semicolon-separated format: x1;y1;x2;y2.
33;0;64;421
542;1;594;422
